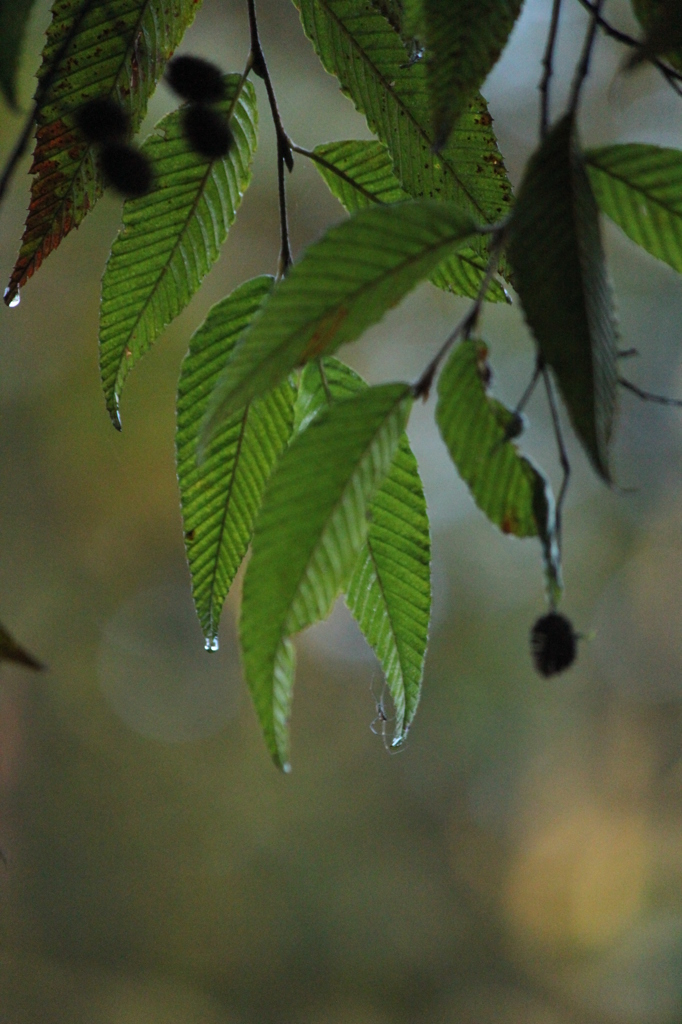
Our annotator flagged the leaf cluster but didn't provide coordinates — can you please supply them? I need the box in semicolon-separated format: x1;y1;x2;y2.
2;0;682;763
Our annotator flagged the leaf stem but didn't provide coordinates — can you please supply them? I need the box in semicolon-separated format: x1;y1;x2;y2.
412;227;506;399
0;0;100;214
541;364;570;553
568;0;604;115
540;0;564;138
246;0;293;276
573;0;682;96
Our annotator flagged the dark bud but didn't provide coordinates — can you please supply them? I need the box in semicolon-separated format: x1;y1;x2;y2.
100;142;153;198
530;612;577;677
181;104;233;160
74;97;129;144
165;55;226;103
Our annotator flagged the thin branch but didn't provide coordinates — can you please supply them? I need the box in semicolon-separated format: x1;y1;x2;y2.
574;0;682;94
541;364;571;552
540;0;564;138
0;0;100;210
412;227;506;399
619;376;682;407
246;0;293;275
568;0;604;115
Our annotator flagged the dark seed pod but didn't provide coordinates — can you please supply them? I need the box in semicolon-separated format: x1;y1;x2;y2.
100;142;153;198
74;97;129;144
181;104;233;159
166;55;226;103
530;612;577;677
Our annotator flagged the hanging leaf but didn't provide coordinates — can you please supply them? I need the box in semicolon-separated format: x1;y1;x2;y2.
6;0;205;305
176;276;295;646
410;0;523;151
296;358;430;743
295;0;513;240
630;0;682;69
585;143;682;274
240;382;412;769
100;76;257;427
0;0;38;109
202;198;477;437
436;339;561;603
0;621;43;670
312;140;508;302
507;114;619;482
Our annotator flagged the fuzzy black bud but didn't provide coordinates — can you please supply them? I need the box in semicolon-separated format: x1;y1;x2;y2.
530;612;577;677
74;97;129;144
181;104;233;159
100;142;153;198
166;55;226;103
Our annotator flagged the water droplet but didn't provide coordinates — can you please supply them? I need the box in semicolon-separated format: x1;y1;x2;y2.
4;287;20;308
204;636;219;652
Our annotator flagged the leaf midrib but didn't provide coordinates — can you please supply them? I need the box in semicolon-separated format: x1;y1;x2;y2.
112;137;239;395
206;404;251;639
240;215;475;371
586;151;682;218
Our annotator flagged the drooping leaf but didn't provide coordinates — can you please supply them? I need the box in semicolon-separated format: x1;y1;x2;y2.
176;276;295;646
295;0;513;240
6;0;205;305
0;621;43;670
585;143;682;274
631;0;682;69
203;199;477;436
507;114;618;482
100;76;257;427
410;0;523;151
240;382;412;769
436;339;561;603
0;0;38;109
312;139;508;302
296;358;430;743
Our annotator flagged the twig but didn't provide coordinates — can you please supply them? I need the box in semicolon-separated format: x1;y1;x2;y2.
541;364;571;552
540;0;564;138
574;0;682;94
619;376;682;407
412;227;506;399
568;0;604;115
246;0;293;276
0;0;101;209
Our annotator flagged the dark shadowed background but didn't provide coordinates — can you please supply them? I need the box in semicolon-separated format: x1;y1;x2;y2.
2;1;682;1021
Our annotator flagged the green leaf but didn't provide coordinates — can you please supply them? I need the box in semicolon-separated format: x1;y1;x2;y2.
631;0;682;69
411;0;523;151
100;76;258;427
295;0;513;234
312;139;509;302
6;0;205;305
585;143;682;275
0;621;43;670
436;339;561;603
0;0;38;108
203;199;477;435
297;358;430;743
176;276;295;645
507;114;618;482
240;382;413;769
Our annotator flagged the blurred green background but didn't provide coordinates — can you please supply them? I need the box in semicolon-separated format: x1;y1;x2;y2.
3;1;682;1021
